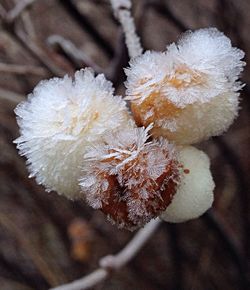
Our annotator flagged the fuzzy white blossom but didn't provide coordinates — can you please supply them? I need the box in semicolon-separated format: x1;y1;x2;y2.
125;28;245;144
14;69;132;199
161;146;215;223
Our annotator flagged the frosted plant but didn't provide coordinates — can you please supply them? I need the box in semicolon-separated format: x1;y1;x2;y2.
79;125;215;230
80;125;180;230
13;1;244;288
125;28;245;144
161;146;215;223
14;68;132;199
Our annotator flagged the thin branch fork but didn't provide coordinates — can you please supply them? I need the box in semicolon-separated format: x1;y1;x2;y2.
0;1;66;77
6;0;37;23
47;35;103;73
58;0;114;57
50;218;161;290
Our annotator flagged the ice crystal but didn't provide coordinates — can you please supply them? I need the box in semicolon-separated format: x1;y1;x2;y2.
80;125;180;230
14;68;132;199
125;28;245;144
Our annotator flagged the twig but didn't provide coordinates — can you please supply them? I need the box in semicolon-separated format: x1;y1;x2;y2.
0;252;48;289
21;9;37;40
0;88;25;104
148;0;187;32
0;3;7;19
14;27;65;77
105;29;128;85
0;212;60;287
165;224;184;290
109;0;142;58
50;218;161;290
6;0;36;23
47;35;102;73
0;4;66;77
58;0;114;57
213;137;250;258
0;63;47;76
203;210;249;289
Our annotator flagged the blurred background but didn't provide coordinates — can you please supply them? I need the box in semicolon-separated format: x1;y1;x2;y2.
0;0;249;289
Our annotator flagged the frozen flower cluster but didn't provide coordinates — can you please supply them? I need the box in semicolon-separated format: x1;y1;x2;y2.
126;28;245;144
15;69;132;199
15;28;245;231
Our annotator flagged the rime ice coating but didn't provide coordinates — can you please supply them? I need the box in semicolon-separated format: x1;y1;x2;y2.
80;125;180;231
161;146;215;223
125;28;245;144
14;69;132;199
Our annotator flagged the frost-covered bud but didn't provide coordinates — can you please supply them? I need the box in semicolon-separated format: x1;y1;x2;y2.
125;28;245;144
14;68;132;199
161;146;215;223
80;125;180;231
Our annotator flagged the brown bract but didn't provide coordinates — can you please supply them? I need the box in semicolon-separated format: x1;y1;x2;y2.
99;150;180;231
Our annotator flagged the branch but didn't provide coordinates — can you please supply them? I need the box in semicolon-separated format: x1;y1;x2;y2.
0;212;60;287
0;63;47;76
203;210;248;289
165;224;184;290
50;218;161;290
6;0;37;23
13;27;65;77
47;35;102;73
58;0;114;57
110;0;143;58
213;137;250;257
105;30;128;86
0;3;7;19
147;0;188;32
0;3;66;77
0;87;25;104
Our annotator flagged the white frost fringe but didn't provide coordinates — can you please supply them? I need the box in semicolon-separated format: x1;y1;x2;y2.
110;0;143;58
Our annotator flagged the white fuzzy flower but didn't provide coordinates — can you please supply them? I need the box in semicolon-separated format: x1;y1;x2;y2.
80;125;180;230
161;146;215;223
14;68;132;199
125;28;245;144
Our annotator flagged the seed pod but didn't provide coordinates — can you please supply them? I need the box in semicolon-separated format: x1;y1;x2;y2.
80;126;180;231
14;68;132;199
161;146;215;223
125;28;245;144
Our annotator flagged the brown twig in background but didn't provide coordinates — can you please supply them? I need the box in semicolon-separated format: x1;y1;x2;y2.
147;0;188;32
0;212;61;287
166;224;184;290
0;251;48;289
58;0;114;57
213;137;250;260
0;62;47;76
0;87;25;104
13;27;66;77
203;210;249;289
47;35;103;73
105;30;128;86
5;0;36;23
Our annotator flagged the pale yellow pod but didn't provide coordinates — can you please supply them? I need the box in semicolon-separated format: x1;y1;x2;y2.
161;146;215;223
125;28;245;144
